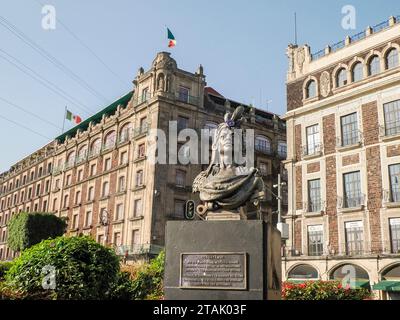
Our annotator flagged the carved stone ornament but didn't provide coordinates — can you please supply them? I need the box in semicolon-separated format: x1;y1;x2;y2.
320;71;331;97
295;48;305;71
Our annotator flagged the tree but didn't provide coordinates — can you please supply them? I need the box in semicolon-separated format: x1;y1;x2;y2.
7;212;67;251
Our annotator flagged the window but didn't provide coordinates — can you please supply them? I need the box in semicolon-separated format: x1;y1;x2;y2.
63;194;69;208
174;199;185;218
138;143;146;158
115;204;124;221
30;171;35;181
28;187;32;199
305;80;316;99
389;218;400;254
85;211;92;227
47;162;52;174
336;68;347;87
131;230;140;247
102;181;109;197
368;55;380;76
176;170;186;186
140;117;147;133
133;199;142;217
77;169;83;182
177;116;188;132
87;186;94;201
259;162;268;176
77;146;87;162
119;123;132;143
16;179;19;188
345;221;364;255
72;213;79;229
90;139;101;156
65;175;72;186
113;232;122;246
90;163;97;176
136;170;143;187
75;191;81;205
384;99;400;136
351;62;363;82
141;87;149;103
389;164;400;202
66;152;76;168
104;158;111;171
178;86;189;103
120;151;128;165
308;225;324;256
45;180;50;192
36;184;41;197
343;171;362;208
340;113;359;146
97;234;105;245
104;131;116;150
278;141;287;158
118;176;126;192
288;264;319;280
308;179;321;212
204;122;218;131
386;48;399;70
255;136;271;154
52;198;58;211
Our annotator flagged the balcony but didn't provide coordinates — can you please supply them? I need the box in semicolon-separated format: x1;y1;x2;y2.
337;193;365;212
302;143;324;159
303;200;326;215
132;93;152;107
132;125;149;138
114;244;164;256
255;145;273;155
175;92;199;106
336;130;363;151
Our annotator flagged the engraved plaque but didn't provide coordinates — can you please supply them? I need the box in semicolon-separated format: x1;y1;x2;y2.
180;253;247;290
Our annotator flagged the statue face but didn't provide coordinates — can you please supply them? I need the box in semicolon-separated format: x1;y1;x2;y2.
218;126;233;153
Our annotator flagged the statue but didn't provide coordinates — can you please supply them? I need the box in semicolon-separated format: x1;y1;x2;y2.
193;106;265;217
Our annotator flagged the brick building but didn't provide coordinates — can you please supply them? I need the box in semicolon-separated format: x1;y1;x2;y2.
0;52;287;262
282;16;400;299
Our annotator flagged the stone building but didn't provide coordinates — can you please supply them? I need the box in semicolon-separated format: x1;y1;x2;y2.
0;52;287;262
282;16;400;299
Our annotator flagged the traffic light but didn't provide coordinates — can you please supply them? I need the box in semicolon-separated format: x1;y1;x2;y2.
185;200;195;220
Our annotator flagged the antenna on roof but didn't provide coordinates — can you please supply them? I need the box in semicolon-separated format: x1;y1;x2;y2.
266;99;272;112
294;12;298;45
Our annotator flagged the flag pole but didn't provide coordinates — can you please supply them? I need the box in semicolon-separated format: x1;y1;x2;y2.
62;106;67;134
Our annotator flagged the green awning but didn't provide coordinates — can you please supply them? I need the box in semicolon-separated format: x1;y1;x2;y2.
373;280;400;292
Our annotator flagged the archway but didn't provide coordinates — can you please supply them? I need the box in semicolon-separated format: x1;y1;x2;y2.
329;263;370;289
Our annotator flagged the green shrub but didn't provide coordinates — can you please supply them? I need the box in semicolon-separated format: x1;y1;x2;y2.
282;280;372;300
130;250;165;300
0;261;13;281
108;271;136;300
7;212;67;251
5;236;120;300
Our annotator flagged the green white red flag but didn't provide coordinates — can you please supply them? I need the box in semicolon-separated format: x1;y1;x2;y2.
66;110;82;124
167;28;176;48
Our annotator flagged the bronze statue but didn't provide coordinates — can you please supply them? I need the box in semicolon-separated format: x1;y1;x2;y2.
193;106;265;217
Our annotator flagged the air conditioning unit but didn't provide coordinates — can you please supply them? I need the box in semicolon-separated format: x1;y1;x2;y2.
277;222;289;240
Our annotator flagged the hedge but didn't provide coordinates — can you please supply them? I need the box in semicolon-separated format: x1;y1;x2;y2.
7;212;67;251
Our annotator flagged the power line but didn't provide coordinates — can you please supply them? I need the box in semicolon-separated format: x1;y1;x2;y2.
0;15;111;105
0;114;51;140
0;48;93;115
33;0;127;86
0;95;62;130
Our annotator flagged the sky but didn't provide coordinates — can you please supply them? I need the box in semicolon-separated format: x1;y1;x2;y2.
0;0;399;172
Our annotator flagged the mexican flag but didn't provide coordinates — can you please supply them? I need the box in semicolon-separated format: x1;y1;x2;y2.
167;28;176;48
66;110;82;124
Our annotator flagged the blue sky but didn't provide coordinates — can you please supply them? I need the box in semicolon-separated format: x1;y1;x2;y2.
0;0;399;172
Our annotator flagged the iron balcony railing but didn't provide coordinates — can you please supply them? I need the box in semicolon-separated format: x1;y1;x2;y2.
114;244;164;256
383;189;400;204
132;124;149;138
372;19;390;33
336;130;363;148
331;40;345;53
255;145;273;155
132;93;152;107
175;92;199;106
311;49;325;61
282;241;400;258
380;123;400;137
302;143;323;157
303;200;326;213
350;30;366;42
337;193;365;209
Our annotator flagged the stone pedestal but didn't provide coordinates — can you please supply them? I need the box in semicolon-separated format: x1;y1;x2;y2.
164;220;282;300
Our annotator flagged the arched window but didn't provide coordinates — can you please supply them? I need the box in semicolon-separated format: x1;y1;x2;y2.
352;62;363;82
386;48;399;70
63;194;69;208
368;55;380;76
90;139;101;156
278;141;287;158
77;145;87;163
102;181;109;197
104;131;116;150
255;136;271;154
330;264;370;288
38;167;43;177
66;151;76;168
87;186;94;201
119;123;132;143
336;68;347;87
305;80;316;99
288;264;319;280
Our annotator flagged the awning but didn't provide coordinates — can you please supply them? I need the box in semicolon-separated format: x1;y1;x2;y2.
373;280;400;292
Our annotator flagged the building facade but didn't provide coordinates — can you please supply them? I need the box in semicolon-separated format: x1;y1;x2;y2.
0;52;287;262
283;16;400;299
